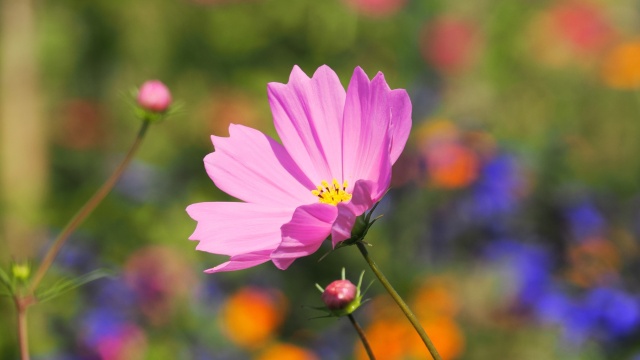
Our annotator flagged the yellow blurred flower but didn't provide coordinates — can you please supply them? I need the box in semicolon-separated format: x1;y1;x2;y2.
220;287;287;349
601;40;640;89
415;119;459;146
256;343;319;360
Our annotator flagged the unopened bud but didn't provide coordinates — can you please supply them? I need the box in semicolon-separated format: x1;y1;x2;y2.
321;279;357;310
11;262;30;282
137;80;172;112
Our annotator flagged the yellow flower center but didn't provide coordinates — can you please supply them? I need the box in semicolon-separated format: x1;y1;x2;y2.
311;179;352;206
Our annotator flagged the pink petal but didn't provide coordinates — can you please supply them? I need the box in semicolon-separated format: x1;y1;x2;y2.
267;65;346;184
186;202;294;258
206;124;315;207
270;203;338;270
203;250;273;273
341;67;393;189
330;180;377;246
388;89;412;164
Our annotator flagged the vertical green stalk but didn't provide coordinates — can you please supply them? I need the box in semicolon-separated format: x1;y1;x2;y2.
348;313;375;360
28;119;151;294
356;242;442;360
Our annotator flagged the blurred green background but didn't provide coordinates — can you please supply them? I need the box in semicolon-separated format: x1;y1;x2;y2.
2;0;640;359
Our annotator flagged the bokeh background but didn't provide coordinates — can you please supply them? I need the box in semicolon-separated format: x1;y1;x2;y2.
2;0;640;359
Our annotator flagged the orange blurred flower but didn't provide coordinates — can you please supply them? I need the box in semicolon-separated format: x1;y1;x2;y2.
354;316;464;360
565;237;621;288
425;143;479;189
411;277;460;319
355;291;465;360
601;40;640;89
256;343;319;360
220;287;287;349
416;120;479;189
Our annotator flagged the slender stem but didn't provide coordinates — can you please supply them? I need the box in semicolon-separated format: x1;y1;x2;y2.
356;242;442;360
348;314;375;360
15;295;32;360
28;120;151;294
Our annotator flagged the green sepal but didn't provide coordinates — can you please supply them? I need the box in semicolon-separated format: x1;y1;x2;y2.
125;88;183;123
334;201;382;250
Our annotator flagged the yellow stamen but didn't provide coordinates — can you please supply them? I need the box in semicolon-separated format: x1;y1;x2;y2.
311;179;351;206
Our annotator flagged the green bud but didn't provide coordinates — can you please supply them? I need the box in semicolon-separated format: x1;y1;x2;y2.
11;262;30;282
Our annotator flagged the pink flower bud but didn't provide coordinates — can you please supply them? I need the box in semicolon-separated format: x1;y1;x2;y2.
137;80;172;112
321;279;357;310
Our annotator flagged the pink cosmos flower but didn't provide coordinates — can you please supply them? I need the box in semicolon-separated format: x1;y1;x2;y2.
186;65;411;273
137;80;172;112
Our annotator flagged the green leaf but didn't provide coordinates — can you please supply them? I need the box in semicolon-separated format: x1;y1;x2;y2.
36;269;113;303
0;266;14;295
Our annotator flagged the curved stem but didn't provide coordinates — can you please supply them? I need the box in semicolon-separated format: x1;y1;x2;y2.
28;120;151;294
356;242;442;360
348;314;375;360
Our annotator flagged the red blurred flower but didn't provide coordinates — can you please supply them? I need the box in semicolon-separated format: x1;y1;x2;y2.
56;99;106;150
528;1;615;68
420;17;480;75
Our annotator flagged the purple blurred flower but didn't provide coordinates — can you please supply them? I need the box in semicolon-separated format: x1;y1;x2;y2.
586;287;640;338
473;155;522;214
484;239;553;305
535;286;640;346
564;201;605;241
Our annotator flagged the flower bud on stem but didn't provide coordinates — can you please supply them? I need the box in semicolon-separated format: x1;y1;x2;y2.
13;81;165;359
316;269;375;360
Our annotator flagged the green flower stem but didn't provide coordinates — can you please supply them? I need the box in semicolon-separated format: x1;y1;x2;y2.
27;119;151;295
356;242;442;360
348;313;375;360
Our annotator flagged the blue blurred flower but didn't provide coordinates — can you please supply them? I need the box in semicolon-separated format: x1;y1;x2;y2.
534;286;640;347
585;287;640;338
458;154;524;230
564;201;605;241
81;307;130;348
484;239;553;306
535;290;598;346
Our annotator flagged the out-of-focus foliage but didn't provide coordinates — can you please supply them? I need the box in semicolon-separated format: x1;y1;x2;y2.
3;0;640;359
